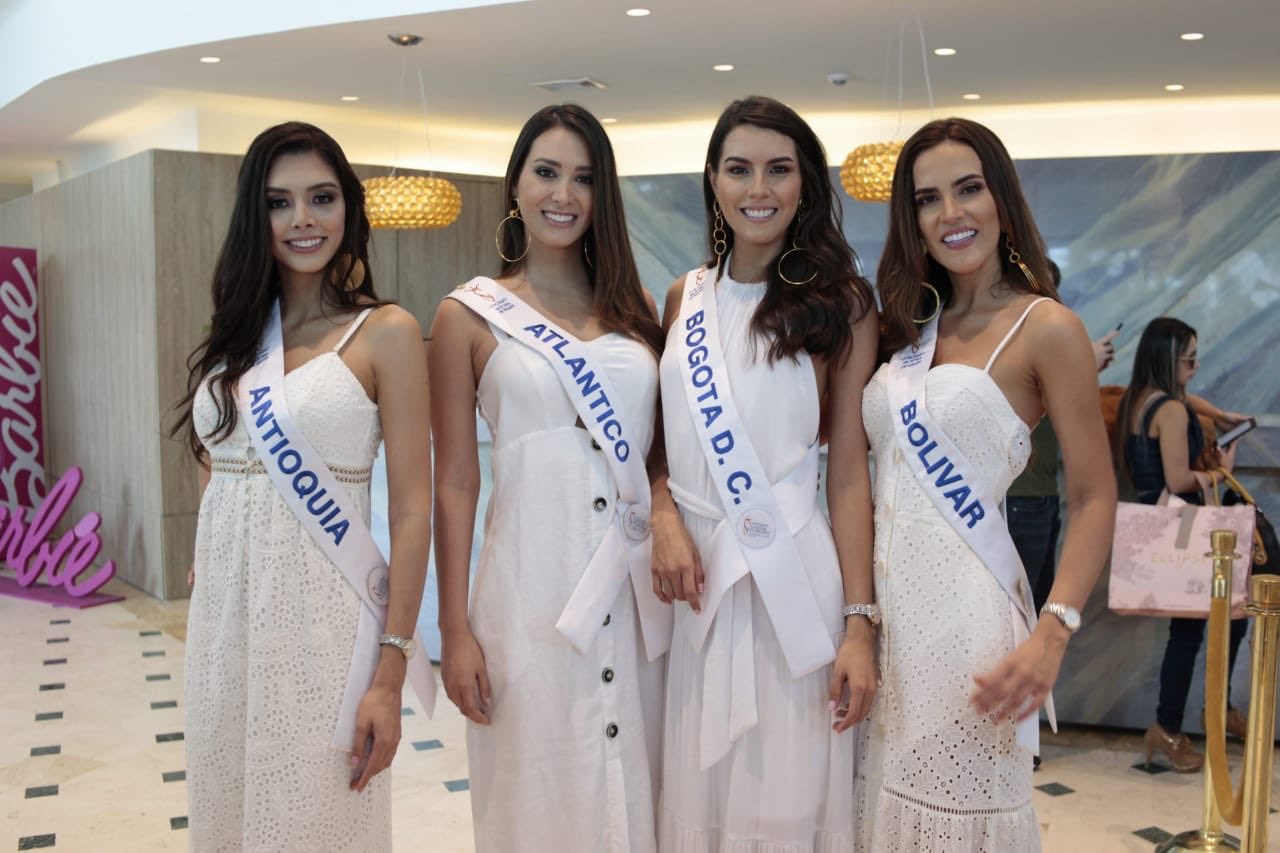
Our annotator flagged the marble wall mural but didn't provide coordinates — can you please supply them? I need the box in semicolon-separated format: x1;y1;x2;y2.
407;148;1279;731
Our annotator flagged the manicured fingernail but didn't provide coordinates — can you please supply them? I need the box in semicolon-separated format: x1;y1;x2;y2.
828;700;837;712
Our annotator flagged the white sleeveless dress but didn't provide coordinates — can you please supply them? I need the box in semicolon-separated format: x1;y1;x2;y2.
659;272;857;853
855;303;1045;852
465;316;663;853
185;310;391;852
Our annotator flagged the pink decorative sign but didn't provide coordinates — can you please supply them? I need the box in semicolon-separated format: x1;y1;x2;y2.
0;467;121;608
0;246;45;510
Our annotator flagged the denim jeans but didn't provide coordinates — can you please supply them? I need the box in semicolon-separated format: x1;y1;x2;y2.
1156;616;1248;733
1006;495;1061;614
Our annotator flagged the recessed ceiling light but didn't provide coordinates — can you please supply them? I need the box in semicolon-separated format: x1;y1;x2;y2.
626;8;650;16
713;64;734;72
934;48;957;56
341;96;359;102
962;93;981;100
199;56;221;64
1165;84;1185;91
601;118;618;124
1180;32;1204;41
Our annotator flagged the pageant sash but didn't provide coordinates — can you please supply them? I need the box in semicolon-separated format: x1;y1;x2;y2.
885;311;1055;752
446;277;670;660
239;301;437;751
673;267;834;680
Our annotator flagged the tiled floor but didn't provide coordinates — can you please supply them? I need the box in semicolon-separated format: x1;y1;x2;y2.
4;577;1280;852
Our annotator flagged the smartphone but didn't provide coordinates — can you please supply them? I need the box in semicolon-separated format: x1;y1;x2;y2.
1216;417;1257;449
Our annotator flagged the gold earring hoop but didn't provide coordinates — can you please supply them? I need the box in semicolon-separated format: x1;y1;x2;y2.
495;203;529;264
582;235;594;270
777;242;817;286
1006;236;1040;291
912;282;943;325
712;201;728;261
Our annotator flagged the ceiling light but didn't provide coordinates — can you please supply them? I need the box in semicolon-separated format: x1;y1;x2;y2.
713;64;734;72
601;118;618;124
199;56;221;64
626;8;650;16
841;142;903;203
962;93;981;100
933;48;956;56
1165;84;1185;91
1180;32;1204;41
341;96;359;102
388;33;423;46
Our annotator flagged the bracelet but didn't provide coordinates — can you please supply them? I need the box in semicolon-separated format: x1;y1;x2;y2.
841;603;881;626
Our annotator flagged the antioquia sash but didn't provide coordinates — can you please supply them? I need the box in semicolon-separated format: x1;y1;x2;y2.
446;277;671;660
885;311;1056;752
674;267;835;679
239;301;437;752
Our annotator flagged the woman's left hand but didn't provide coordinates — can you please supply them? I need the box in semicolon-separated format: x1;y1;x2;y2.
829;628;878;732
1214;410;1249;431
970;623;1068;724
348;682;402;792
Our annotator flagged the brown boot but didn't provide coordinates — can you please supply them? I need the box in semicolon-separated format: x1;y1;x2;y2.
1144;723;1203;772
1199;706;1250;740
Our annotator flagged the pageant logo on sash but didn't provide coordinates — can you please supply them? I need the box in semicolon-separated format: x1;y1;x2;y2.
738;510;775;548
0;247;45;511
623;504;651;541
367;566;390;607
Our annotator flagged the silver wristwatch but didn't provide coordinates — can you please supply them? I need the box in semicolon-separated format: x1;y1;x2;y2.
842;603;881;626
1041;603;1081;633
378;633;415;660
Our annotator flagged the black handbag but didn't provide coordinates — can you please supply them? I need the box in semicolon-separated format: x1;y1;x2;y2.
1215;470;1278;576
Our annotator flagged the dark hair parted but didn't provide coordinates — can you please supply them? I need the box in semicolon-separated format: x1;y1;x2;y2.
704;96;871;365
877;117;1058;356
1113;316;1198;468
497;104;663;352
171;121;385;459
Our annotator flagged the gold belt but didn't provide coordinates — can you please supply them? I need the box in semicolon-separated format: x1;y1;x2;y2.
209;455;372;485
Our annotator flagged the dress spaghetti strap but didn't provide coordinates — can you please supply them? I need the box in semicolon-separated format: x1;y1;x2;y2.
983;297;1052;373
333;307;375;353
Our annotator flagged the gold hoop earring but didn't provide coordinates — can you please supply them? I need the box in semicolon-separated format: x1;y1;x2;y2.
1006;236;1040;291
912;282;942;325
494;203;529;264
712;201;728;261
582;236;594;270
777;242;817;286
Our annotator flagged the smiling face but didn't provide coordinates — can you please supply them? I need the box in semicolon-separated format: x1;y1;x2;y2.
266;149;345;286
708;124;802;261
513;126;594;252
912;140;1003;287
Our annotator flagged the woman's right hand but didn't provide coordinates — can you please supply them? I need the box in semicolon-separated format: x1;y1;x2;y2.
441;628;492;725
650;508;704;613
1212;438;1239;474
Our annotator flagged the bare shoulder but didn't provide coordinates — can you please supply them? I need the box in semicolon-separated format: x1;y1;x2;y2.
363;303;424;345
642;288;659;321
664;276;687;306
1025;298;1087;344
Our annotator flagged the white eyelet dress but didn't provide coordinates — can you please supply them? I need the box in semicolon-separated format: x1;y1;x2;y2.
464;320;663;853
658;272;858;852
854;302;1045;852
184;310;391;852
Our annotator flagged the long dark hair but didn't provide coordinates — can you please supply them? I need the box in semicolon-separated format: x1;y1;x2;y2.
878;117;1058;356
1113;317;1197;463
703;95;871;365
497;104;662;352
171;121;383;459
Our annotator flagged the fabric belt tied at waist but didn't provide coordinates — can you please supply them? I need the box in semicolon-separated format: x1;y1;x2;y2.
670;444;831;769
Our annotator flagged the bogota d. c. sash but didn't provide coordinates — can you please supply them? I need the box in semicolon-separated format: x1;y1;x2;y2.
239;301;437;751
885;307;1056;752
446;277;671;660
673;267;834;680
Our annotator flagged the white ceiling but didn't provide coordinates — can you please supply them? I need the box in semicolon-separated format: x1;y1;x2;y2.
0;0;1277;187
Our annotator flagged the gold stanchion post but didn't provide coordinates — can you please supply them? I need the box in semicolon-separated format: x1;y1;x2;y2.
1240;574;1280;853
1157;530;1242;852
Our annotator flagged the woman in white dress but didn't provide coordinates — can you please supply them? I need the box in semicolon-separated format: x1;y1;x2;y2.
651;95;879;851
175;122;432;851
855;118;1115;851
430;104;667;852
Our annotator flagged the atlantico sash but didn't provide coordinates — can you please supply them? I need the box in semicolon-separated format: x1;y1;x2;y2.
239;301;437;751
885;310;1056;752
673;267;834;680
446;277;671;660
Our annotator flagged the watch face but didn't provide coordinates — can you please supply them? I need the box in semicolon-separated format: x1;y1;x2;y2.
1065;610;1081;631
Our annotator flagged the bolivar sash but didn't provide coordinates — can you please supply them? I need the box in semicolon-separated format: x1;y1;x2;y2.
446;277;671;660
239;301;437;752
674;267;834;678
885;309;1056;752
